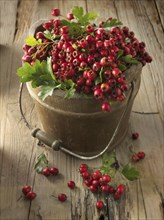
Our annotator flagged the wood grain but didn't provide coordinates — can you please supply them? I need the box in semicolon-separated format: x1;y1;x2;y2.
0;0;163;219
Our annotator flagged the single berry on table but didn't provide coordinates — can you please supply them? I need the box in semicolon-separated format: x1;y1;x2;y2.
67;180;76;189
132;132;139;140
58;193;67;202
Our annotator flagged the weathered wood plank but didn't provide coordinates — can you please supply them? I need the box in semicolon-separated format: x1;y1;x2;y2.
0;0;163;220
0;0;18;45
155;0;164;28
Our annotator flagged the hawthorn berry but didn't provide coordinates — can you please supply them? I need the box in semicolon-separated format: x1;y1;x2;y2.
49;167;59;175
96;200;105;210
101;102;111;112
132;154;140;162
137;151;145;159
22;185;31;195
52;8;60;16
26;191;37;200
42;168;51;176
92;170;102;180
58;193;67;202
67;13;74;20
67;180;76;189
132;132;139;140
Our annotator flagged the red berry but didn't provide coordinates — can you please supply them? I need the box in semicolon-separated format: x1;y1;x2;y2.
42;168;50;176
36;31;44;39
116;184;125;195
100;184;110;193
96;200;105;210
52;8;60;16
60;26;69;34
67;13;74;20
132;154;140;162
92;170;102;180
137;151;145;159
26;191;37;200
67;180;75;189
49;167;59;175
58;193;67;202
108;185;115;194
22;55;32;63
87;70;97;80
22;185;31;195
101;175;111;184
84;179;92;187
80;163;88;169
112;68;121;77
90;185;97;193
132;132;139;140
92;62;101;72
100;57;109;67
91;180;100;187
114;192;121;200
101;102;111;112
82;171;90;179
100;83;110;93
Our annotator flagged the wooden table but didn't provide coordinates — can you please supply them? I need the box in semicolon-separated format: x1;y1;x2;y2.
0;0;163;219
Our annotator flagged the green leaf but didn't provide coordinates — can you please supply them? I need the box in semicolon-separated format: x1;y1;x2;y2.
72;6;84;20
116;50;124;59
122;163;140;181
63;79;76;99
34;152;48;173
47;57;55;80
118;63;127;71
38;85;55;101
25;36;39;46
95;67;104;85
17;59;55;87
103;18;123;29
120;55;139;64
83;11;98;21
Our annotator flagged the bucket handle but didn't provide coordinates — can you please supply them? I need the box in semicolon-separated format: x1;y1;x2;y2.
19;81;135;160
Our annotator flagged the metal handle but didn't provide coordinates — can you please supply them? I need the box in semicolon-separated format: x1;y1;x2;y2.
19;81;135;160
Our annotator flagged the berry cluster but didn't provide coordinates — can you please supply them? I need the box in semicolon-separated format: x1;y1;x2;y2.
22;185;37;201
21;7;152;112
79;163;125;210
42;166;59;176
132;151;145;162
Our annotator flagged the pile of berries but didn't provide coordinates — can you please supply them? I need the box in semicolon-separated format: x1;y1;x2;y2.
22;7;152;112
22;185;37;200
79;163;125;210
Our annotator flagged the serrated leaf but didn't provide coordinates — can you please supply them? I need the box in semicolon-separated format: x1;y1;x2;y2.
25;36;39;46
72;6;84;20
122;163;140;181
17;59;56;87
118;63;127;71
83;11;98;21
63;79;75;99
103;18;123;29
38;85;55;101
34;153;48;173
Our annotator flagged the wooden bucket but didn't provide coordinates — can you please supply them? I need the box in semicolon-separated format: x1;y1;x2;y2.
27;21;143;156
